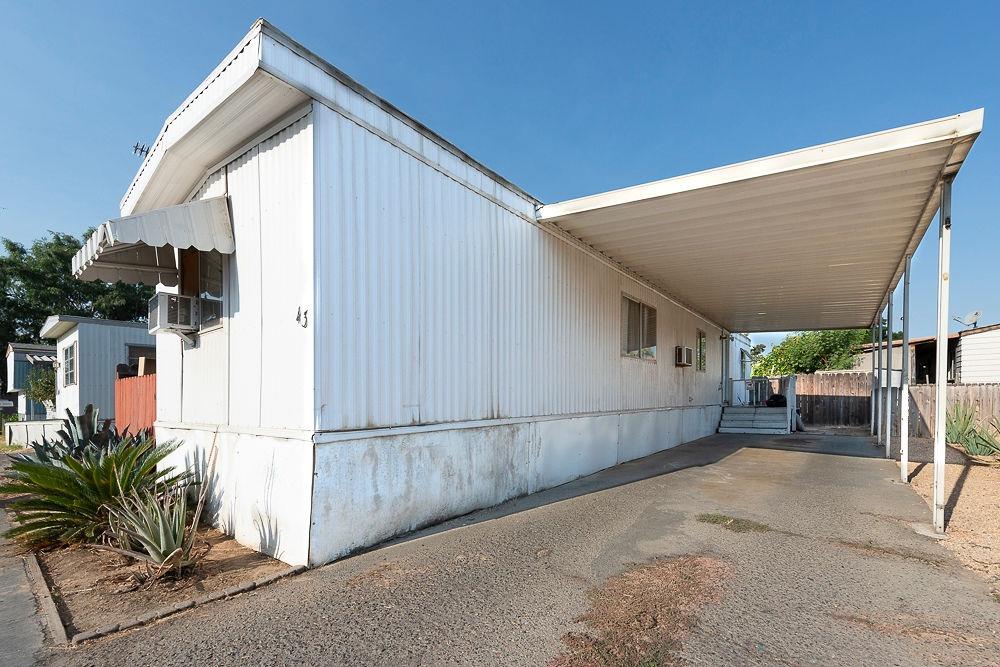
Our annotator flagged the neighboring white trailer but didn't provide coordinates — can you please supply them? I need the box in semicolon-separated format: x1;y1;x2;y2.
39;315;155;420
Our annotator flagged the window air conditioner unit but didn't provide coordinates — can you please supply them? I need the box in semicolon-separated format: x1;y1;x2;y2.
675;346;694;367
148;293;198;340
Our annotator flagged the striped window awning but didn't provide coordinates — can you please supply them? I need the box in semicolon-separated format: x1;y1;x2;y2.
72;196;235;287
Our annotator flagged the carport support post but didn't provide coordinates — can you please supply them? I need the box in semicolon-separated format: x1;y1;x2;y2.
933;178;953;533
900;255;911;482
884;292;893;459
876;310;884;445
870;325;877;436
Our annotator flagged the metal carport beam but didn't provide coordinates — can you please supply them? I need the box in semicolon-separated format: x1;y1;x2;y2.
900;255;912;483
933;179;953;534
884;291;894;459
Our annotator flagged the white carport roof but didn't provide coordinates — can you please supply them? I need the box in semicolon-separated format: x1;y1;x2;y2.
72;196;235;287
538;110;983;332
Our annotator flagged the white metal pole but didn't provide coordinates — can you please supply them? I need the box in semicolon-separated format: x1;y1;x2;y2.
870;324;877;436
900;255;911;482
933;179;952;533
884;291;894;459
722;333;731;405
876;309;884;445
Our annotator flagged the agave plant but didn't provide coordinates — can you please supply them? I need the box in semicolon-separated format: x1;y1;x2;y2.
962;429;1000;457
0;437;190;546
16;404;120;465
945;402;977;446
105;488;197;575
945;402;1000;458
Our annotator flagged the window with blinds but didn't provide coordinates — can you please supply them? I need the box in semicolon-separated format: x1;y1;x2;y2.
621;295;657;359
696;329;707;371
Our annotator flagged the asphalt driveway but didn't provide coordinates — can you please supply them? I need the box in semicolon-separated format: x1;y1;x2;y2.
43;432;1000;665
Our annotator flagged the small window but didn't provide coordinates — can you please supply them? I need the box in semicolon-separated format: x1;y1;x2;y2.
621;296;657;359
181;249;225;331
199;251;224;330
63;342;77;387
696;330;707;371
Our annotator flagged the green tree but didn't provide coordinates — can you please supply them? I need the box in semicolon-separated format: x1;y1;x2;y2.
0;232;153;392
752;329;872;376
24;365;55;408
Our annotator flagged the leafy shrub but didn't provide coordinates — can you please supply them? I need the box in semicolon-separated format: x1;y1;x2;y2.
24;365;55;408
0;437;190;546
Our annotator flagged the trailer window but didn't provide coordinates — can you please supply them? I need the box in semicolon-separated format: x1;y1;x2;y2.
696;329;707;371
63;342;77;387
622;296;656;359
199;251;224;330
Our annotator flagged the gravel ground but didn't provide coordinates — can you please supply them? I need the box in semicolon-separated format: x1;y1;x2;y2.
909;459;1000;596
40;433;1000;666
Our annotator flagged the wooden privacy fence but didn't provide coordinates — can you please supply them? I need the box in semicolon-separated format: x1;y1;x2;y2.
795;372;1000;437
115;374;156;435
796;372;873;427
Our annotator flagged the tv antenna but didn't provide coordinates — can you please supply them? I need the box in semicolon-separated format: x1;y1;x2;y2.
954;309;982;329
132;142;150;158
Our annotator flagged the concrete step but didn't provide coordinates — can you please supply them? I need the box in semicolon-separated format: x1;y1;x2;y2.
722;406;786;415
720;424;789;432
721;418;788;427
721;413;758;421
718;426;791;435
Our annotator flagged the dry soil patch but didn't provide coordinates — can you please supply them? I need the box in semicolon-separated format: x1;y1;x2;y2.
38;527;287;635
549;555;728;667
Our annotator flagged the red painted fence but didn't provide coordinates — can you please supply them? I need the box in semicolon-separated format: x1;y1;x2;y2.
115;374;156;435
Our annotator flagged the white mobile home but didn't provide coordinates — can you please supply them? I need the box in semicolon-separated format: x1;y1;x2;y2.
4;342;56;420
955;324;1000;384
71;20;982;564
39;315;155;419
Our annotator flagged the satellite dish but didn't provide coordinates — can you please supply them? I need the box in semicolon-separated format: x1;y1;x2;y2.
954;309;982;328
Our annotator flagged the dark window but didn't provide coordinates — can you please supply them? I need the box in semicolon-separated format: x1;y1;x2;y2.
199;251;224;330
622;296;657;359
127;345;156;368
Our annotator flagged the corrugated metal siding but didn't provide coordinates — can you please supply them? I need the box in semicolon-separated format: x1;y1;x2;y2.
956;329;1000;383
162;113;314;431
314;104;722;431
257;115;314;430
226;146;264;428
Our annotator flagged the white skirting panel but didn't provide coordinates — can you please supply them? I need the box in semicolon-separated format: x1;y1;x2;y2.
158;426;314;566
308;404;721;565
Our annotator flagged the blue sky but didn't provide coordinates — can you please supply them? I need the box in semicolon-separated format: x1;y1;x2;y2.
1;1;997;348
